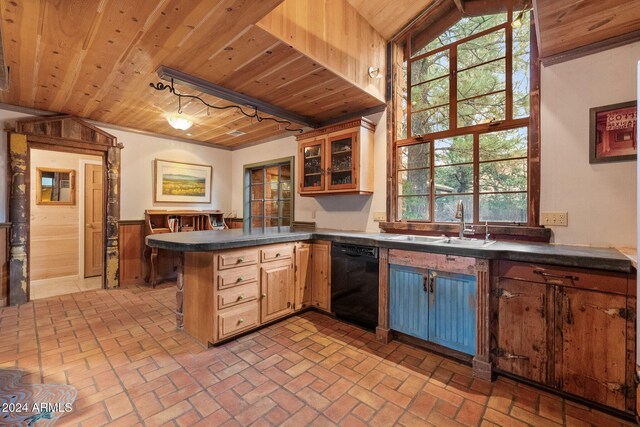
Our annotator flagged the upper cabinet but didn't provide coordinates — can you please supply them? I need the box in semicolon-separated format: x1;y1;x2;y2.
297;118;375;196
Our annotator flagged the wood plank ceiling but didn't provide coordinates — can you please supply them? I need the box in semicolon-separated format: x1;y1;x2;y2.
0;0;385;148
346;0;435;40
533;0;640;64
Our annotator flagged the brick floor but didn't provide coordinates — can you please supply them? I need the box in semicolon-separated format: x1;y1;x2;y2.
0;284;635;426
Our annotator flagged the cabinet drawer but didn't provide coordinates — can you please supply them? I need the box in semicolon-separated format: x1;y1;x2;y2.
217;283;258;310
498;261;627;295
217;265;258;290
218;249;258;270
217;302;259;341
261;244;293;263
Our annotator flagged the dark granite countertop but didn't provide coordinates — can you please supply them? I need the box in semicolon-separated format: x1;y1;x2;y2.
146;227;633;273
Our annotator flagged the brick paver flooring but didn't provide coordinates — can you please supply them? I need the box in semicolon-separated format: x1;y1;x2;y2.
0;284;634;426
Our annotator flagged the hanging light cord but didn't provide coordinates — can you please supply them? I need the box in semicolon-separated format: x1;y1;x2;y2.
149;78;304;133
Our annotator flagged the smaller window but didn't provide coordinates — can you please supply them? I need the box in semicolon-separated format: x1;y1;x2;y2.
244;158;294;228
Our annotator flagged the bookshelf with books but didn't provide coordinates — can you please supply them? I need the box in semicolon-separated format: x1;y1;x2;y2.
144;210;226;286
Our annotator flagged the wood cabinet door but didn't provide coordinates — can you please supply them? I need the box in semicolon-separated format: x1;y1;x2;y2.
260;261;294;323
311;242;330;311
294;243;312;310
327;132;358;191
493;278;552;384
559;288;628;411
299;139;325;193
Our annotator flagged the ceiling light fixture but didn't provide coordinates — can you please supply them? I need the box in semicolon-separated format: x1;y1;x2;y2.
167;115;193;130
150;78;304;133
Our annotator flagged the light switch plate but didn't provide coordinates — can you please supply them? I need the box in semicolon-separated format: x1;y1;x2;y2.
373;211;386;222
540;212;568;226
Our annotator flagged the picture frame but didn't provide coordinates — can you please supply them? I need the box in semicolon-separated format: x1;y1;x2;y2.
154;159;213;203
589;101;637;164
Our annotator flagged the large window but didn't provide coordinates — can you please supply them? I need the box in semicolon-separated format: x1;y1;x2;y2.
244;158;293;228
393;6;536;225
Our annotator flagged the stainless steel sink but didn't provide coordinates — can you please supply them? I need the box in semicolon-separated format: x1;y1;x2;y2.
383;234;447;243
438;237;497;247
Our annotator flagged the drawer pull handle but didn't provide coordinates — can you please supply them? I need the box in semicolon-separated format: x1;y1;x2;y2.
238;318;245;324
237;257;244;264
237;295;244;301
275;252;281;257
533;269;578;283
236;276;243;283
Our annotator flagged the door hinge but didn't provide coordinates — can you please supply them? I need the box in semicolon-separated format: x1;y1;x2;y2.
584;303;633;320
492;348;530;361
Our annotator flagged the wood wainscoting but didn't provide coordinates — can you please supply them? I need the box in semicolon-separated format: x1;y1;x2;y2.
0;224;8;306
118;220;145;286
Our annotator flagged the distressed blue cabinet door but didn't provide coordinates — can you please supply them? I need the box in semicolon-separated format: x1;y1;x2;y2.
389;264;429;340
428;271;477;355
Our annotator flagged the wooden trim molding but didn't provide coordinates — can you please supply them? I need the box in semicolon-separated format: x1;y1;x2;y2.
473;258;492;381
376;248;391;343
295;117;375;141
7;116;122;305
379;222;552;242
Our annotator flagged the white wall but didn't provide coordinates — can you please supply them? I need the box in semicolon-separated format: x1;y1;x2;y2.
230;111;388;232
0;108;233;222
101;127;232;220
541;41;640;247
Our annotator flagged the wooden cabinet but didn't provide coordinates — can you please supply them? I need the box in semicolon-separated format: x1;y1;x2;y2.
492;261;635;413
184;241;323;346
260;260;294;323
389;264;477;355
297;118;375;196
310;241;331;312
294;243;312;310
492;279;552;384
559;288;628;411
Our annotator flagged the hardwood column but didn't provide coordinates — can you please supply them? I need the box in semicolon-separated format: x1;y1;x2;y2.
473;258;492;381
175;252;185;329
8;133;28;305
376;248;391;343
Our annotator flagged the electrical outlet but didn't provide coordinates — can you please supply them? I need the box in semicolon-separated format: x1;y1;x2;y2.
540;212;568;226
373;212;386;222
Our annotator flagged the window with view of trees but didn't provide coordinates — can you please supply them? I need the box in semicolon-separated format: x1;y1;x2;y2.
244;158;293;229
393;5;536;225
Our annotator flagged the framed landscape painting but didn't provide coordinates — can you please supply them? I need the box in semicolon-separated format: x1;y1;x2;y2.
154;159;212;203
589;101;637;163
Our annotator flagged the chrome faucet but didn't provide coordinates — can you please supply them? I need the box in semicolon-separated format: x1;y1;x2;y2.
454;200;474;238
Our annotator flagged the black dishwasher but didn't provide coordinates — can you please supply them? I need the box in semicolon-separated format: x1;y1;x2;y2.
331;243;379;330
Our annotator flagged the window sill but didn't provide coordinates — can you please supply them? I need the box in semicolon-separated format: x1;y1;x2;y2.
379;221;551;243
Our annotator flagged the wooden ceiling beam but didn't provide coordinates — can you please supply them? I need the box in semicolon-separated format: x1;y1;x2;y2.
156;66;320;128
452;0;465;13
257;0;387;103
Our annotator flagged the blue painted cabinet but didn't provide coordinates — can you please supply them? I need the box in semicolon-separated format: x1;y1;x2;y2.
389;265;477;355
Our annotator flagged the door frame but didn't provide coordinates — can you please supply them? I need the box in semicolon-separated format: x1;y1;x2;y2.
80;159;104;279
8;116;122;305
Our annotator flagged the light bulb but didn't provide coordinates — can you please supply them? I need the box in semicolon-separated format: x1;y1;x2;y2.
167;115;193;130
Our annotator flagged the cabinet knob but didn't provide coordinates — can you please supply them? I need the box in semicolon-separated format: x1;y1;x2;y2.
236;276;243;283
237;257;244;264
237;295;244;301
275;253;281;257
262;293;267;298
238;318;245;324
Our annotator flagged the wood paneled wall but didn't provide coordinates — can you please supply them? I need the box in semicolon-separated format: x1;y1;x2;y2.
0;224;8;307
119;221;145;286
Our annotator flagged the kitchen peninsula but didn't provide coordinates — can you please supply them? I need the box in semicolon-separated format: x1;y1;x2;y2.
147;227;636;414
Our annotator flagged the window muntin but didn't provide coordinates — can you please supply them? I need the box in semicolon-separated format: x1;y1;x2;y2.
395;8;532;224
247;161;292;228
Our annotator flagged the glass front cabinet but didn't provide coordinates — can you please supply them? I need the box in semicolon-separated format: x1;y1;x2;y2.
297;118;375;196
